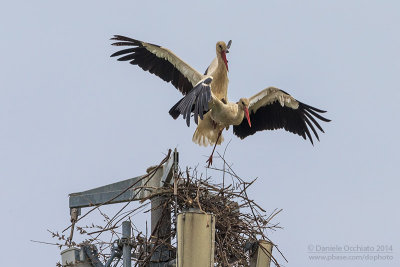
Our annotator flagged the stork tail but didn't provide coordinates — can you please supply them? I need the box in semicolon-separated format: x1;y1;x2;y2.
192;113;224;147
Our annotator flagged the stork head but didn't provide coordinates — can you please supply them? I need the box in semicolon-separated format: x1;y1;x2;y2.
216;41;229;71
238;98;251;127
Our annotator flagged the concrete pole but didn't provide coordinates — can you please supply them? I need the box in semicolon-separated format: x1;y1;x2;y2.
150;195;171;265
177;209;215;267
250;240;273;267
151;195;171;242
122;221;132;267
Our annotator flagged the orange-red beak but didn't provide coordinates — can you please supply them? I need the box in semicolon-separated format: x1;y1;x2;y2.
221;51;229;71
244;107;251;127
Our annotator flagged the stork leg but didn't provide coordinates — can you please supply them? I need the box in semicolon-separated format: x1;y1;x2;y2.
206;130;223;167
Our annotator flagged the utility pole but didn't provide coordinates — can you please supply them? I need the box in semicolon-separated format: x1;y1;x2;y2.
122;221;132;267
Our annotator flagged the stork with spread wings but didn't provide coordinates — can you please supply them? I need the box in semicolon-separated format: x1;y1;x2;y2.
170;80;330;166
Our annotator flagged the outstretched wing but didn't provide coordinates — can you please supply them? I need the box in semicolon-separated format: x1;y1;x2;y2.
111;35;204;95
233;87;330;144
169;77;212;127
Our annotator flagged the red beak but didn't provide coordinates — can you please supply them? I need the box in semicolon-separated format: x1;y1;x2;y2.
221;51;229;71
244;107;251;127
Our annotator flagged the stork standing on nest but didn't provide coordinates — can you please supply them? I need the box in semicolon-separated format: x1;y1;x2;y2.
170;79;330;166
110;35;231;103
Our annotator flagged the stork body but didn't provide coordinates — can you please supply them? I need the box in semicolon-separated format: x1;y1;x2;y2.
192;96;248;156
210;96;246;127
192;96;245;146
204;40;232;102
205;51;229;102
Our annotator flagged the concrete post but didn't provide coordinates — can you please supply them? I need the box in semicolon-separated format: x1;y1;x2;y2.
250;240;273;267
150;195;171;264
177;209;215;267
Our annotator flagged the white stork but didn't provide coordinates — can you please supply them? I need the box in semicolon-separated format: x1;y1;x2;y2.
110;35;231;103
170;79;330;166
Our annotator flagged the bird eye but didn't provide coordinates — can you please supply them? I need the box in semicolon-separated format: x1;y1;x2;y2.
219;44;222;49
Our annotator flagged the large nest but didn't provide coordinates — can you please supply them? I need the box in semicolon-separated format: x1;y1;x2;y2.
49;150;285;266
158;168;283;266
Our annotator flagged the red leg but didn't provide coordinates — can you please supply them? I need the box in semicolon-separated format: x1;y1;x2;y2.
206;130;222;167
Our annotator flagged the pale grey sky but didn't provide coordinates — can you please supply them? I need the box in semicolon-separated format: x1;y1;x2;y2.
1;1;399;266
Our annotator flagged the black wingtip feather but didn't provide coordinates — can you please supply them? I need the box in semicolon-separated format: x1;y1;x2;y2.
301;102;328;113
303;115;319;142
111;35;140;43
302;122;314;145
303;109;324;133
306;108;331;123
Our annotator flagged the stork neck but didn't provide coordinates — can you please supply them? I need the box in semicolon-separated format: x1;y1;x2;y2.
233;108;245;125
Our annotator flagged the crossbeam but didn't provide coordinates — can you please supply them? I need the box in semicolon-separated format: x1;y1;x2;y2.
68;150;177;210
